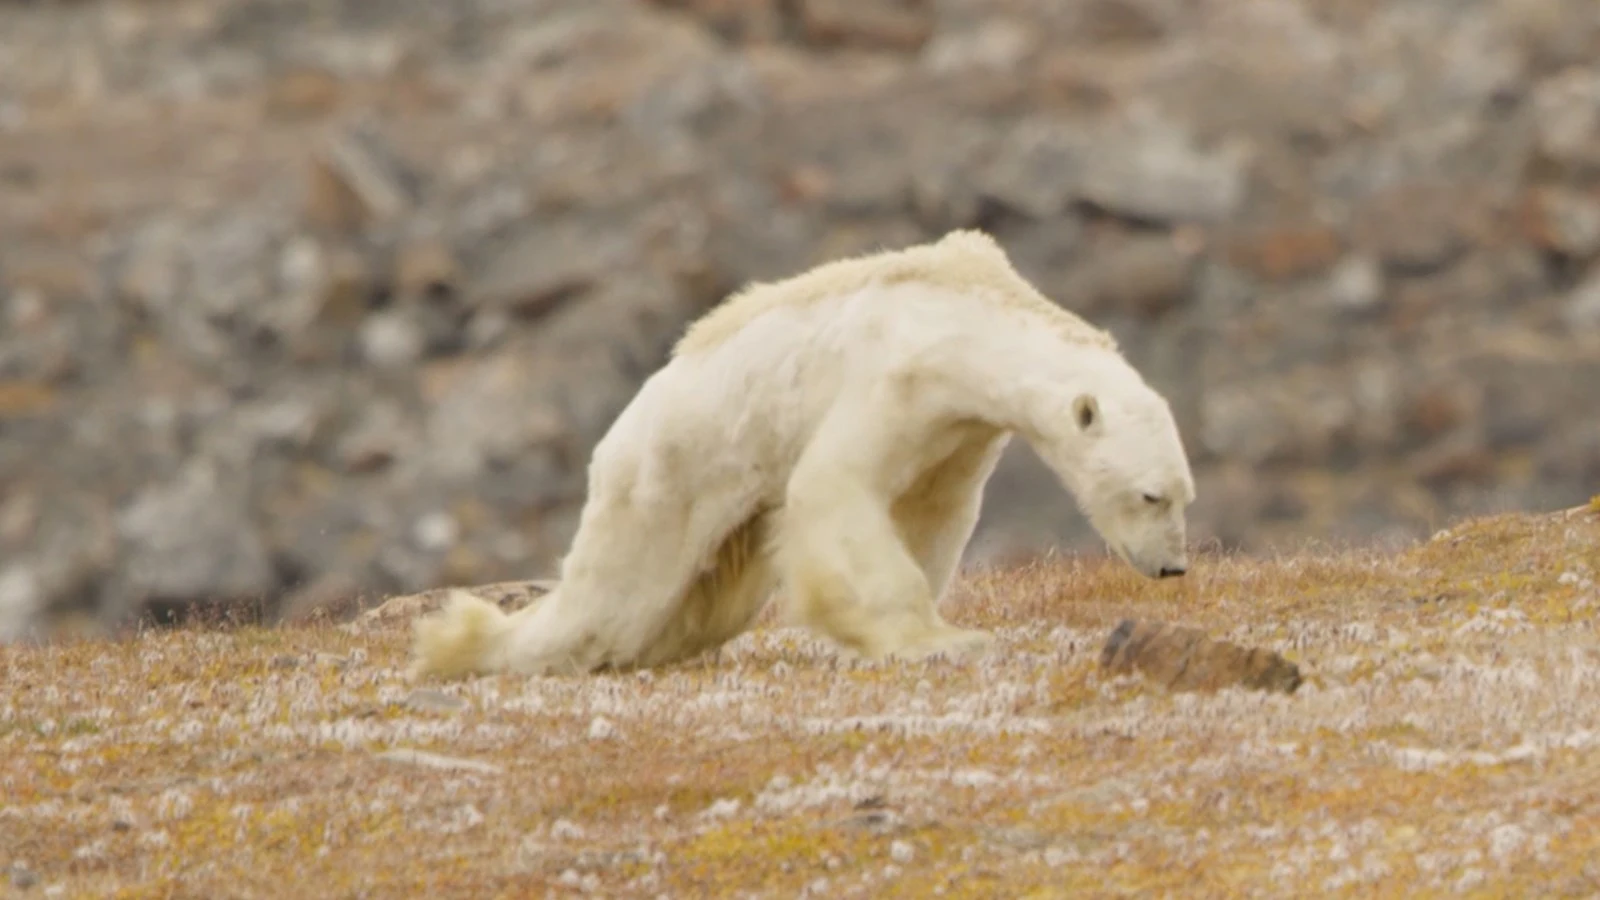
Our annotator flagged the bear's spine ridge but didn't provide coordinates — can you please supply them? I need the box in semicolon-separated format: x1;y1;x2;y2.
408;590;513;680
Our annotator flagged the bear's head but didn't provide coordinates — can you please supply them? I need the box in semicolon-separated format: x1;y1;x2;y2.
1062;387;1195;580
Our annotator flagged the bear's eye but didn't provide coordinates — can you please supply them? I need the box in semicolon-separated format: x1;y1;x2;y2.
1141;493;1163;506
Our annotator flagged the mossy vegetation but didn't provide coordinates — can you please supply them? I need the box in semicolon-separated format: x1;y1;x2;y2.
3;502;1597;897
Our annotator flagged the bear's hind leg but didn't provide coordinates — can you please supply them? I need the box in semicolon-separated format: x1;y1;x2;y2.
637;510;778;668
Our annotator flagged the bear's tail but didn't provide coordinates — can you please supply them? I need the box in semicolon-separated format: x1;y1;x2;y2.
408;590;515;681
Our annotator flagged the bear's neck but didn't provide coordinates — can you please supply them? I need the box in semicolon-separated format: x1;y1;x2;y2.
960;334;1131;493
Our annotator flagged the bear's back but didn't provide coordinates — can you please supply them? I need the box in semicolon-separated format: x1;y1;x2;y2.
671;230;1116;360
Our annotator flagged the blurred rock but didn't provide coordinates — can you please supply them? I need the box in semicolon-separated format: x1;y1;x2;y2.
466;218;623;319
1564;274;1600;330
114;461;277;622
1350;183;1475;276
1070;234;1197;318
1531;69;1600;177
798;0;934;52
1;0;1599;634
304;122;421;233
1519;187;1600;261
1074;113;1249;224
1223;223;1343;282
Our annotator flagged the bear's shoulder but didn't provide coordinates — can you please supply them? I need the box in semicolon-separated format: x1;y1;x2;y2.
672;230;1117;358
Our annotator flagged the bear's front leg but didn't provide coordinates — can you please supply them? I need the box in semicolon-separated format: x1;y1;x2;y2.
776;406;994;662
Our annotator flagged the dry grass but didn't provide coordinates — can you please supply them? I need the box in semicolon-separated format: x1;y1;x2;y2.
4;503;1600;899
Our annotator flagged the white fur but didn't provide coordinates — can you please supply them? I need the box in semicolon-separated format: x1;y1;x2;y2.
409;230;1195;678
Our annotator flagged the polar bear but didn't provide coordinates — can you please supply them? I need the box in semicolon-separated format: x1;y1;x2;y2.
409;229;1195;679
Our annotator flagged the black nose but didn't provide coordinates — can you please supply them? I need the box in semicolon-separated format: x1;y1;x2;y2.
1158;566;1186;578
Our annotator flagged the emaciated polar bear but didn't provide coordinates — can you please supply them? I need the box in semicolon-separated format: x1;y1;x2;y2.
410;230;1195;679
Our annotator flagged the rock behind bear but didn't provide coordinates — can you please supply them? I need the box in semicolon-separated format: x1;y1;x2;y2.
1100;618;1303;695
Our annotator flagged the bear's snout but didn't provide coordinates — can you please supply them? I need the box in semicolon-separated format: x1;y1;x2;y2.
1157;566;1187;579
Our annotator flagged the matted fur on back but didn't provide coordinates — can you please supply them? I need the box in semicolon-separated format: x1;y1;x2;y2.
672;230;1118;358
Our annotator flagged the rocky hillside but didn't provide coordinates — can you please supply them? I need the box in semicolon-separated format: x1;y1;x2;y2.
2;0;1599;635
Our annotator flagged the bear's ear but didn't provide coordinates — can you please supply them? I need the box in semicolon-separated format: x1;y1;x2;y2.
1072;393;1101;434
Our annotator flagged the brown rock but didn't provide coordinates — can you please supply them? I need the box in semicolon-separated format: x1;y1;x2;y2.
1350;183;1476;275
0;381;57;419
1518;186;1600;260
6;248;96;301
1071;234;1197;318
304;155;367;234
1223;223;1344;281
798;0;934;52
1531;69;1600;177
1412;434;1497;489
1070;0;1168;46
650;0;786;43
466;220;623;319
1401;382;1479;445
309;244;372;322
394;237;460;300
303;124;419;233
1100;619;1304;694
265;68;344;120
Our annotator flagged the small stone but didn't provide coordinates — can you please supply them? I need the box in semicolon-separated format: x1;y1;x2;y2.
889;840;915;864
9;864;38;889
655;0;786;43
1532;70;1600;176
1401;383;1478;444
920;20;1035;76
587;716;618;741
1323;256;1385;312
269;654;299;670
1100;619;1304;694
332;400;413;474
357;311;427;369
394;238;460;300
1412;434;1497;489
401;689;469;714
1563;274;1600;330
304;123;419;233
374;748;503;775
0;564;44;642
466;220;619;319
1351;183;1476;275
1223;223;1344;281
1075;117;1249;224
840;809;902;834
265;68;344;120
412;512;461;552
550;819;585;840
1072;234;1197;318
0;381;58;419
1519;187;1600;260
1070;0;1168;45
312;244;376;329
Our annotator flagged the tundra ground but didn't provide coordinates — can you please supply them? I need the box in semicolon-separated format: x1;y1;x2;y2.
4;502;1599;899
